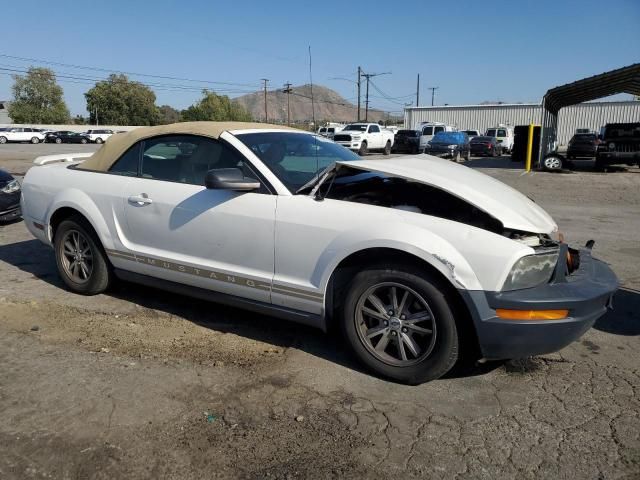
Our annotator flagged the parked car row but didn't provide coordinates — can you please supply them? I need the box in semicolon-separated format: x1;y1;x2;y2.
390;123;512;160
0;127;115;144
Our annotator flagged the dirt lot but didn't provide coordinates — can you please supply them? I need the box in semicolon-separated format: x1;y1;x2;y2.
1;144;639;479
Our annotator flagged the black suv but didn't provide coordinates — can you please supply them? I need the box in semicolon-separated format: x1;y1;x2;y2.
596;123;640;169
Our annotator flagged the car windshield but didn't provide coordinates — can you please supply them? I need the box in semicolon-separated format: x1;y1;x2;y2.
604;124;640;138
235;131;360;193
343;125;367;131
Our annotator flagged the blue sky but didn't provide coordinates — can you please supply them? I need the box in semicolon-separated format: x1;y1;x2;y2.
1;0;639;116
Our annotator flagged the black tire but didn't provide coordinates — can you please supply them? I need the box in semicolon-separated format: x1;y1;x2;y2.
358;141;368;156
95;137;103;144
0;136;6;144
464;149;470;161
383;141;391;155
31;137;39;144
54;215;112;295
341;266;459;384
81;138;88;144
55;137;62;144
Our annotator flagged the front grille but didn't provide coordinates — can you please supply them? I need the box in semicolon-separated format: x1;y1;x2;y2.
333;134;351;142
613;143;640;153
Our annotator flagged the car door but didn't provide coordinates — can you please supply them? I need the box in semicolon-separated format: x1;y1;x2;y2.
116;134;276;303
368;124;382;148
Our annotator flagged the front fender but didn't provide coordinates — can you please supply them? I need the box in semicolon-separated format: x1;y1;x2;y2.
313;223;483;295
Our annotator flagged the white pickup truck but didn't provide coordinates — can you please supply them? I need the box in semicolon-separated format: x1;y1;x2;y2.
333;123;394;155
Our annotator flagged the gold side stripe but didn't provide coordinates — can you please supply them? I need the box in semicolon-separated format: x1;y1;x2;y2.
105;249;322;302
271;285;324;299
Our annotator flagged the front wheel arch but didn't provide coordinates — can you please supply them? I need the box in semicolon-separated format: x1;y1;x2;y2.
325;247;479;358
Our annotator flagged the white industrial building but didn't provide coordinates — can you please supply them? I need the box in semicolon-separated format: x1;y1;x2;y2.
404;100;640;145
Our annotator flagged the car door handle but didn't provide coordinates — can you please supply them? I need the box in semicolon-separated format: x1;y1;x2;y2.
128;194;153;206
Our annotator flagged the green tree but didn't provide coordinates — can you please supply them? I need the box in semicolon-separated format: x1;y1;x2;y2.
157;104;181;124
181;90;252;122
85;74;159;126
8;67;70;124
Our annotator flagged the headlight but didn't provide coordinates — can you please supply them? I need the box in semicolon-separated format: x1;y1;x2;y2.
351;135;361;140
1;179;20;194
447;144;457;149
502;251;559;291
608;142;615;150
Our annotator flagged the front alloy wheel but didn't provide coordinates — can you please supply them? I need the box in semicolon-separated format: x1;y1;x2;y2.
355;282;437;366
342;267;459;384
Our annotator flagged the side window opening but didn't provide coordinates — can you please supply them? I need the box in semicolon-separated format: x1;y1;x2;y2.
139;135;256;187
434;126;445;134
109;143;141;176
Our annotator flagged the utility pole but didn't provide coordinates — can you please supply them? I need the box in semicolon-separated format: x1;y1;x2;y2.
428;86;439;106
282;82;292;126
416;74;420;107
361;71;391;122
357;66;361;122
260;78;269;122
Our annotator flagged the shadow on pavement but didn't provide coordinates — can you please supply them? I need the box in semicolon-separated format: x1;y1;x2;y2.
594;288;640;336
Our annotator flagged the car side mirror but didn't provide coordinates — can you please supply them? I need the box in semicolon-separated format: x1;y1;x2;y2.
205;168;260;191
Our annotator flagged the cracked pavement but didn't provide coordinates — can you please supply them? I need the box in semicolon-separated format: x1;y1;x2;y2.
1;150;639;479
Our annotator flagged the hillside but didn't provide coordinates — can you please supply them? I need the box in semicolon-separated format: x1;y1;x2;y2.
233;84;390;124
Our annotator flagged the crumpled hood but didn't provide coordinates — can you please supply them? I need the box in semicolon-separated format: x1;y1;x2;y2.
336;156;558;234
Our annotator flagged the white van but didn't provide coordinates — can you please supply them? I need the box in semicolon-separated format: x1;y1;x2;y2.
415;122;455;152
485;125;514;153
317;124;344;140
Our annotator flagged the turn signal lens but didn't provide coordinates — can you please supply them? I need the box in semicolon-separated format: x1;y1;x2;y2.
496;309;569;320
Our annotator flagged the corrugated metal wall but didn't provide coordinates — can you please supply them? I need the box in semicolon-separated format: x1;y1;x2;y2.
404;101;640;145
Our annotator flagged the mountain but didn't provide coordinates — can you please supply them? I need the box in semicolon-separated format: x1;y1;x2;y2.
232;84;390;124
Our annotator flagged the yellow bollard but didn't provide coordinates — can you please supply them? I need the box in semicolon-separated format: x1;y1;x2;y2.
525;123;534;172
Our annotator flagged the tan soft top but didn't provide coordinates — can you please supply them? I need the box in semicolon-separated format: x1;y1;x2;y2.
78;121;297;172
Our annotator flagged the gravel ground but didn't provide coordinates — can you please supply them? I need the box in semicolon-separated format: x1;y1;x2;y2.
1;144;639;479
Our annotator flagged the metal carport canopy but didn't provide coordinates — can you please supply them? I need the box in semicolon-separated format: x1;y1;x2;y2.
539;63;640;163
543;63;640;114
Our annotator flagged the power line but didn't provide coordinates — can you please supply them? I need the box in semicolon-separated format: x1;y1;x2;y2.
0;65;256;95
0;53;260;88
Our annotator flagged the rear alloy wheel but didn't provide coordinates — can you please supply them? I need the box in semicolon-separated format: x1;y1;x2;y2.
0;136;6;144
543;155;563;171
31;137;39;144
95;137;103;144
453;151;461;163
54;216;112;295
383;140;391;155
358;141;368;156
55;137;62;144
81;138;88;144
342;267;459;384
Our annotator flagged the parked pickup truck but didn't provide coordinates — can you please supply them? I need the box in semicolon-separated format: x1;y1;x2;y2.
20;122;618;385
333;123;394;155
596;123;640;170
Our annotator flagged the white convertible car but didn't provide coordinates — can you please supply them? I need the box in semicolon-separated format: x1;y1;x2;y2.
21;122;618;384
